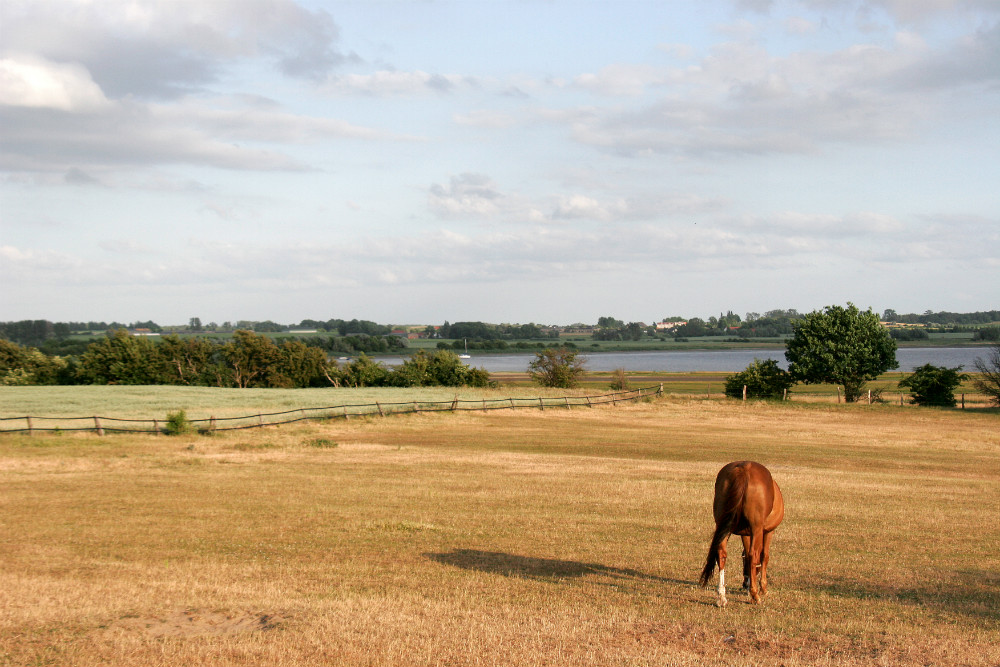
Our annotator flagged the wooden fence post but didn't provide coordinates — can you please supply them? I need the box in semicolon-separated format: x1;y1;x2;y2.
210;416;217;433
539;397;544;411
868;389;872;405
153;418;159;435
837;387;841;403
961;393;965;409
94;416;104;436
26;416;33;436
376;402;384;417
743;385;747;401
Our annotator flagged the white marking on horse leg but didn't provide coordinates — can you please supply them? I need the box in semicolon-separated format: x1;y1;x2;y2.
717;567;727;607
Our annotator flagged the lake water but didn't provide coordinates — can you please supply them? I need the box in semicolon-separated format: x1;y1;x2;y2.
376;347;989;373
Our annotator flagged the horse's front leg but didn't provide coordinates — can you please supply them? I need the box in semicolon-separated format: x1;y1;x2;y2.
716;539;729;607
740;535;752;590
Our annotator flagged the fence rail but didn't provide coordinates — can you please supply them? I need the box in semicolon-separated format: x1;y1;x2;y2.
0;385;663;435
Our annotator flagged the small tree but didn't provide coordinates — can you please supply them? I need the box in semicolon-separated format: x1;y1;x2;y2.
528;347;586;388
785;303;898;402
898;364;967;407
972;342;1000;406
724;358;795;400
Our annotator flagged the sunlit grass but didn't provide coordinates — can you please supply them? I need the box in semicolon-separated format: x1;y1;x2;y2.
0;393;998;666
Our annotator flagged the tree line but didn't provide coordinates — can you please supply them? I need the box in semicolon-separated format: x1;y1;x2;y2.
719;304;1000;407
0;330;489;388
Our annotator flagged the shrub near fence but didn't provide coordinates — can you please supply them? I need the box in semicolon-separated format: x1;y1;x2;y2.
0;386;663;435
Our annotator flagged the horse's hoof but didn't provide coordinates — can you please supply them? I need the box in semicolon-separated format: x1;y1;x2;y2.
716;597;727;608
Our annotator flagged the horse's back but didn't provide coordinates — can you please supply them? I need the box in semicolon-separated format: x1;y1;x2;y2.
715;461;781;535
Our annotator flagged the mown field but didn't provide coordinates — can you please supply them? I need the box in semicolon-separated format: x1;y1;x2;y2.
0;388;998;666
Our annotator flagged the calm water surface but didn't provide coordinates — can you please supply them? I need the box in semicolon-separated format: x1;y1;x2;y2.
379;347;988;373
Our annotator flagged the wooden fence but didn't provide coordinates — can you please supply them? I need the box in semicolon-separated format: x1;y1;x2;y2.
0;385;663;435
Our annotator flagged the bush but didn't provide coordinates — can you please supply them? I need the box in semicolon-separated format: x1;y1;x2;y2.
898;364;967;407
609;368;631;391
725;359;795;400
164;410;193;436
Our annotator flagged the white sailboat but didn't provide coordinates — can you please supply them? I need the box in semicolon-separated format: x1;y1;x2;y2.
459;338;471;359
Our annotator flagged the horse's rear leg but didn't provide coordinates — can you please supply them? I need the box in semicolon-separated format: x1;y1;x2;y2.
759;530;774;600
747;527;764;604
740;535;752;590
716;539;728;607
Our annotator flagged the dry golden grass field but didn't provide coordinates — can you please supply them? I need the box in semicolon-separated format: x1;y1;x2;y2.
1;388;998;666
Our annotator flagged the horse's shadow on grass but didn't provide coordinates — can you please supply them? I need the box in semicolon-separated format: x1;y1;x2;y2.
815;570;1000;621
425;549;690;587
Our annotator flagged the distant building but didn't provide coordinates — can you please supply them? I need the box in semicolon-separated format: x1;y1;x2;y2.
656;321;686;330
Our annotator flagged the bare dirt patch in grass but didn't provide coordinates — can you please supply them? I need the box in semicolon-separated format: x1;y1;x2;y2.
115;609;288;637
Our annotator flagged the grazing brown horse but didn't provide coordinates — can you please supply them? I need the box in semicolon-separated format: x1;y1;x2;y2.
699;461;784;607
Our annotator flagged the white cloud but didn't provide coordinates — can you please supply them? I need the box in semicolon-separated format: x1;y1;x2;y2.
0;94;406;174
453;109;518;128
573;64;674;97
0;56;108;111
427;174;726;224
324;70;475;96
558;24;993;157
1;0;348;98
427;173;544;223
786;16;818;34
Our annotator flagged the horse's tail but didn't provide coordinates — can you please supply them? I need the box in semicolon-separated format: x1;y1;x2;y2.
699;465;749;587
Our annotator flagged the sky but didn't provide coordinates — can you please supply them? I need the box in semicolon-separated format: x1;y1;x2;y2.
1;0;998;327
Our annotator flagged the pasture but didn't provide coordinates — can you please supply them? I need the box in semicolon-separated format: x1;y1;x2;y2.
0;390;998;666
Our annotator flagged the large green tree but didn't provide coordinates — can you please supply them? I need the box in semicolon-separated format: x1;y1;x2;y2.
785;303;898;402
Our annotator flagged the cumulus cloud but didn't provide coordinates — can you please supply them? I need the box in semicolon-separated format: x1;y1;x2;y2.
560;22;997;157
0;0;349;99
0;56;108;111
